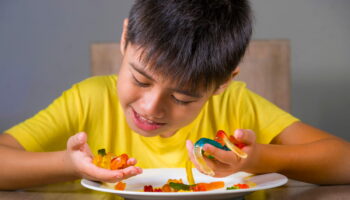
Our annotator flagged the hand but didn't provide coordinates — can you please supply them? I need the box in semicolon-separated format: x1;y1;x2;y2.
64;132;142;182
186;129;257;177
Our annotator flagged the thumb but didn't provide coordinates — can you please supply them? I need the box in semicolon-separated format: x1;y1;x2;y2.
67;132;87;151
186;140;194;153
234;129;256;146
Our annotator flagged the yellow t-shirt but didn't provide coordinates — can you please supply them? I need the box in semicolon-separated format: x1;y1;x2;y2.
5;75;298;168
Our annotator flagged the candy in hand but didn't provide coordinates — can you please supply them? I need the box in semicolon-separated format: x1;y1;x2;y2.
215;130;247;158
93;148;130;170
193;130;247;176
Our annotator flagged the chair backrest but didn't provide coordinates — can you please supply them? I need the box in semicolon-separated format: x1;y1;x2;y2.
91;40;290;111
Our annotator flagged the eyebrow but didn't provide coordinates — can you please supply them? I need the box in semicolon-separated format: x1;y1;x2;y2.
129;62;203;99
130;62;155;81
172;88;203;98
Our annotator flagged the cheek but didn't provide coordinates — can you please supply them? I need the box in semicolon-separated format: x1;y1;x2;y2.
117;77;139;106
170;104;204;125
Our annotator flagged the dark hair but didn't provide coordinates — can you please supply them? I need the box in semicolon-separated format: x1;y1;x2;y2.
127;0;253;92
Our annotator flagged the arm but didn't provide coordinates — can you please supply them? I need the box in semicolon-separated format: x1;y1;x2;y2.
265;122;350;184
187;122;350;185
0;132;142;190
0;133;75;190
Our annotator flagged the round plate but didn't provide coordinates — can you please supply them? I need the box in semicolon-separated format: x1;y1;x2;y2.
81;168;288;200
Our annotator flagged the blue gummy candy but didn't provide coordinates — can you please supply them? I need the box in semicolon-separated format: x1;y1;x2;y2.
194;138;230;151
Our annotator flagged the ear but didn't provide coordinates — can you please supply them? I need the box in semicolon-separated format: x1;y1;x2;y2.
213;67;240;95
120;18;129;56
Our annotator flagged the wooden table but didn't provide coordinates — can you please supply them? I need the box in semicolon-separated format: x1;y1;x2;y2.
0;180;349;200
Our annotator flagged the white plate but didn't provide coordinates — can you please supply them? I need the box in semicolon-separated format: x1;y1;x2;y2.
81;168;288;200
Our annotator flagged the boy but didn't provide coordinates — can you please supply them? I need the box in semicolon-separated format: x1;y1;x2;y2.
0;0;349;190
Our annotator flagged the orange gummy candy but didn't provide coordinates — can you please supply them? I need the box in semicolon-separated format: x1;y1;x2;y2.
114;181;126;190
111;153;129;170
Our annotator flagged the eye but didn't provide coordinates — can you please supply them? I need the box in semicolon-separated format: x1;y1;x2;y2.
132;75;150;87
171;95;194;105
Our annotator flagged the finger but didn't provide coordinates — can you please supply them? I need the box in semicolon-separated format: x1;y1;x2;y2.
118;166;143;180
186;140;207;174
186;140;194;161
82;143;93;157
83;162;123;182
83;156;143;182
234;129;256;145
126;157;137;166
197;150;242;178
203;144;240;165
196;152;236;178
83;162;134;182
67;132;87;151
186;140;193;151
186;140;200;167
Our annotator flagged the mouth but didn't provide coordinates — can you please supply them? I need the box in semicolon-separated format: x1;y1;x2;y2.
131;109;166;131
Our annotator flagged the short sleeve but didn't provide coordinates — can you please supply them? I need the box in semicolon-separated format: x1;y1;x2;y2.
4;84;83;152
236;87;299;144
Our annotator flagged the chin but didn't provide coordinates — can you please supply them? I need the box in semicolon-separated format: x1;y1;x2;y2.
132;127;163;137
125;117;161;137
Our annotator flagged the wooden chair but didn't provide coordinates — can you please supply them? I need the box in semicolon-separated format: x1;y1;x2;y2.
90;40;291;111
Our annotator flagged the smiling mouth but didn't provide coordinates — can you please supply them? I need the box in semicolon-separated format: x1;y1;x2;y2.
132;109;166;131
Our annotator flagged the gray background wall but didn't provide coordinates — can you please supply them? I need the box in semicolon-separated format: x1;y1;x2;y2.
1;0;349;140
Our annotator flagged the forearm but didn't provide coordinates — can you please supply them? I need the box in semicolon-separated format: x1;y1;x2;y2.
0;145;79;190
249;138;350;184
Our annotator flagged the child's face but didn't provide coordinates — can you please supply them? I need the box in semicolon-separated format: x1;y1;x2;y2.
117;44;216;138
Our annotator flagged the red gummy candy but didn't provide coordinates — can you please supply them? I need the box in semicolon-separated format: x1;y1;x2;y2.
144;185;154;192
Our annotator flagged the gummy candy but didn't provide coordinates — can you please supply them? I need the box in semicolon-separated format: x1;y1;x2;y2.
114;181;126;190
226;183;250;190
93;148;130;170
142;179;224;192
193;130;248;176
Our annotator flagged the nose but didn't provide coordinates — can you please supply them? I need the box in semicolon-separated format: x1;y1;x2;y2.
138;90;166;119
